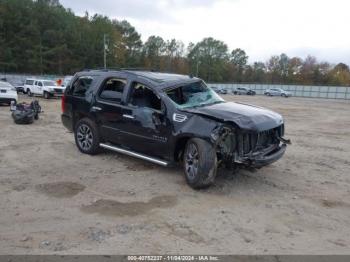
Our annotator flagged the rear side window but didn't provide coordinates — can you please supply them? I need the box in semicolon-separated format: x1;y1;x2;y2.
98;78;126;103
26;80;34;85
71;76;93;97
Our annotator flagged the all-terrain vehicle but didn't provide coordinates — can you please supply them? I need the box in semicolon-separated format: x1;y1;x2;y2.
61;69;290;189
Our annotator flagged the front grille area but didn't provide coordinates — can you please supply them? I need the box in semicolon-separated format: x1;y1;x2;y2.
54;89;63;93
238;124;284;155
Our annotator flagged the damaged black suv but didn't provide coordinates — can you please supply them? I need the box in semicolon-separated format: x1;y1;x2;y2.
61;69;290;189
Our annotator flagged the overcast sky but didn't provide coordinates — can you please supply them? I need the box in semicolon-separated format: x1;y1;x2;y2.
60;0;350;65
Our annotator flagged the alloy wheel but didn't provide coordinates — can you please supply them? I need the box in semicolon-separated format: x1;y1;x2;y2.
77;124;93;151
185;143;199;180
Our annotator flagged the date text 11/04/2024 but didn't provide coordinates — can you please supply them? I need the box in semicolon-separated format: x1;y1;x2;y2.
127;256;219;261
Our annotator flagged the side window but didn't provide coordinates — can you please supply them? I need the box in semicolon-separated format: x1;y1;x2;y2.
38;82;43;87
128;82;161;111
71;76;93;97
98;78;126;103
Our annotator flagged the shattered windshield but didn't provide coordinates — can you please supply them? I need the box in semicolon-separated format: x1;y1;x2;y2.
165;81;224;109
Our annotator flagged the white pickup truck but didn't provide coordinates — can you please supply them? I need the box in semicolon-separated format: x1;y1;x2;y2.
24;79;65;99
0;81;18;105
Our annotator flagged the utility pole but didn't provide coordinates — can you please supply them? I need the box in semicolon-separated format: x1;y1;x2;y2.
103;34;106;69
196;60;201;77
103;34;109;69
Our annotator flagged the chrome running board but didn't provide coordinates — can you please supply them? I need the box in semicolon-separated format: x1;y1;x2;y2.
99;143;169;167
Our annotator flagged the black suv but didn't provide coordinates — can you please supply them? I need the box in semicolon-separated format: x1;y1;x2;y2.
61;69;290;189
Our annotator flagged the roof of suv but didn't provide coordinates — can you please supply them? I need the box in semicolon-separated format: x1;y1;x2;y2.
81;69;199;89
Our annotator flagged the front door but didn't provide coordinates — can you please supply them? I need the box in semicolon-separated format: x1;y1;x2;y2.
32;81;38;94
119;82;171;160
35;81;43;95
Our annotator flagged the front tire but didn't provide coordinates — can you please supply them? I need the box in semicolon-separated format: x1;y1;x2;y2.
183;138;217;189
74;118;100;155
27;89;33;97
43;91;50;99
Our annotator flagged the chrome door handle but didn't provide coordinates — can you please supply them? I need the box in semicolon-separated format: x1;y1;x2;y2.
92;106;102;111
123;114;134;119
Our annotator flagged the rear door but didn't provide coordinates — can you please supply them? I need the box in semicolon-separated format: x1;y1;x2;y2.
64;75;96;132
92;74;128;145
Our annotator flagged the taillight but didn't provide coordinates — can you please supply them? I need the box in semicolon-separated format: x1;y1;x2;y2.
61;95;66;113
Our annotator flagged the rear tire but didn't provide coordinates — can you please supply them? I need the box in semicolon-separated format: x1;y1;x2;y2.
183;138;217;189
74;118;100;155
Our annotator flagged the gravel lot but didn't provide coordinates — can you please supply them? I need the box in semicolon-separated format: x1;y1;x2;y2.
0;94;350;255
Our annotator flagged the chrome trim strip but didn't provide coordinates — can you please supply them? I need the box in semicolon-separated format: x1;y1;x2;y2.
123;114;135;119
99;143;169;167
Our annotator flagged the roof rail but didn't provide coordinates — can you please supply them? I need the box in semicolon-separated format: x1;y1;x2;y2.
121;67;156;72
81;67;121;72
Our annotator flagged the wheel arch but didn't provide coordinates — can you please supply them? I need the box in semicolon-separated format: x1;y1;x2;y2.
73;112;96;131
174;136;192;162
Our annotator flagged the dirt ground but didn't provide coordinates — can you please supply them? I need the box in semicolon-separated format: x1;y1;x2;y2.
0;94;350;255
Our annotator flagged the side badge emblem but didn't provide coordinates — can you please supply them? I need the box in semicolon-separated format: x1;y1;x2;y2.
173;113;187;123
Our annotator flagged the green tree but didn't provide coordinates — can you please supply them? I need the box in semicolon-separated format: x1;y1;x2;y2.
230;48;248;82
114;20;142;67
142;35;166;70
187;37;229;82
329;63;350;86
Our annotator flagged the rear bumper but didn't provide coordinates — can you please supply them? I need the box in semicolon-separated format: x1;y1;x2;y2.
238;144;287;168
0;97;17;104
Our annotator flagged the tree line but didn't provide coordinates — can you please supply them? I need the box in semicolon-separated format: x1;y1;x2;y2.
1;0;349;86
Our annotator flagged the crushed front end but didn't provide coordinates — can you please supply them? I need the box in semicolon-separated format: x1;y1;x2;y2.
213;124;290;169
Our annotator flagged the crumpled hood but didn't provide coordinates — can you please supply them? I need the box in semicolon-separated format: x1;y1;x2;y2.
185;102;284;131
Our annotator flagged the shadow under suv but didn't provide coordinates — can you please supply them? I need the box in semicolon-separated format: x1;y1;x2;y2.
61;69;290;189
